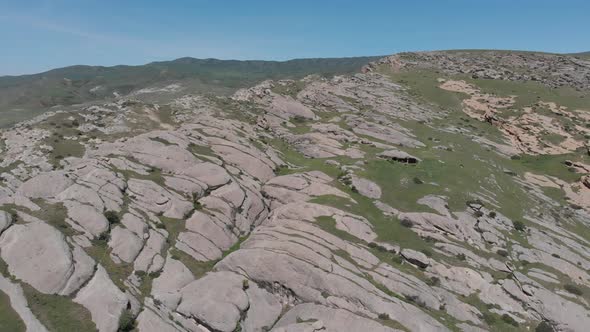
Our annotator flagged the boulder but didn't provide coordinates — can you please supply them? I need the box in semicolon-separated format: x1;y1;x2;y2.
378;149;421;164
177;272;249;332
0;210;12;233
18;171;73;199
151;257;195;309
401;249;430;268
350;176;382;199
74;266;129;332
109;226;144;263
274;303;398;332
0;221;78;294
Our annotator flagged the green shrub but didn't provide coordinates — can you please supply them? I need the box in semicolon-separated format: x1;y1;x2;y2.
193;201;203;210
400;218;414;228
413;177;424;184
292;115;307;124
456;253;466;261
501;314;519;327
482;312;496;325
377;313;390;320
497;249;509;257
118;310;135;332
104;211;120;225
420;249;433;257
391;255;403;265
513;220;526;232
426;277;440;286
564;283;583;296
535;321;555;332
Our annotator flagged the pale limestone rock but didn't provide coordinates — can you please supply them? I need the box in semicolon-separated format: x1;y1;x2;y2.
0;221;80;294
74;266;129;332
64;201;109;237
270;94;316;120
350;175;382;199
18;171;73;198
378;149;421;163
57;183;105;211
60;244;97;295
176;231;223;261
401;249;430;268
182;162;231;187
151;257;195;309
127;179;193;219
177;272;249;332
0;210;12;233
274;303;400;332
134;230;167;272
242;282;282;332
212;144;275;182
185;210;237;251
136;307;184;332
121;212;148;237
109;226;144;263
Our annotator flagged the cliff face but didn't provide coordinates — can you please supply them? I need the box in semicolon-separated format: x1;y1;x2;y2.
0;51;589;332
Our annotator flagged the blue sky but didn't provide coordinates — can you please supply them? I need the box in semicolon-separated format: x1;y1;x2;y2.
0;0;588;75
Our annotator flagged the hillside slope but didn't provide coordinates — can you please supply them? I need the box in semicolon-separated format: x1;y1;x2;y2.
0;50;589;332
0;56;380;128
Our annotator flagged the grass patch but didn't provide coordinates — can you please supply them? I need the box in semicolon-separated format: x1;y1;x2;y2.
311;195;429;251
21;283;96;332
0;290;25;332
169;248;217;279
315;216;360;243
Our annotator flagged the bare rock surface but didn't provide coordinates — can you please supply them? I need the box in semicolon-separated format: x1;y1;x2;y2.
1;50;589;332
0;219;94;295
273;303;400;332
74;266;129;332
177;272;249;332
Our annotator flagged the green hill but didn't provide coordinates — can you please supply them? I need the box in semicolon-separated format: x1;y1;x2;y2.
0;56;380;127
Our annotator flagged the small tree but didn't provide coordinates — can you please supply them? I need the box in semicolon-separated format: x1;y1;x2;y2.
118;310;135;332
501;314;519;327
401;218;414;228
535;321;555;332
378;313;390;321
104;211;120;225
496;249;509;257
513;220;526;232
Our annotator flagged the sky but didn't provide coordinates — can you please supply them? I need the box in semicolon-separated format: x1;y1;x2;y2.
0;0;589;75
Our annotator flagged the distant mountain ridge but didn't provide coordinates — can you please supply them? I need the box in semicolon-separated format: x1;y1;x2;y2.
571;51;590;57
0;56;381;127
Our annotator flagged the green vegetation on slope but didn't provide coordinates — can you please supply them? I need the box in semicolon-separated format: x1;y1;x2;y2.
0;290;25;332
0;56;380;128
21;284;97;332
